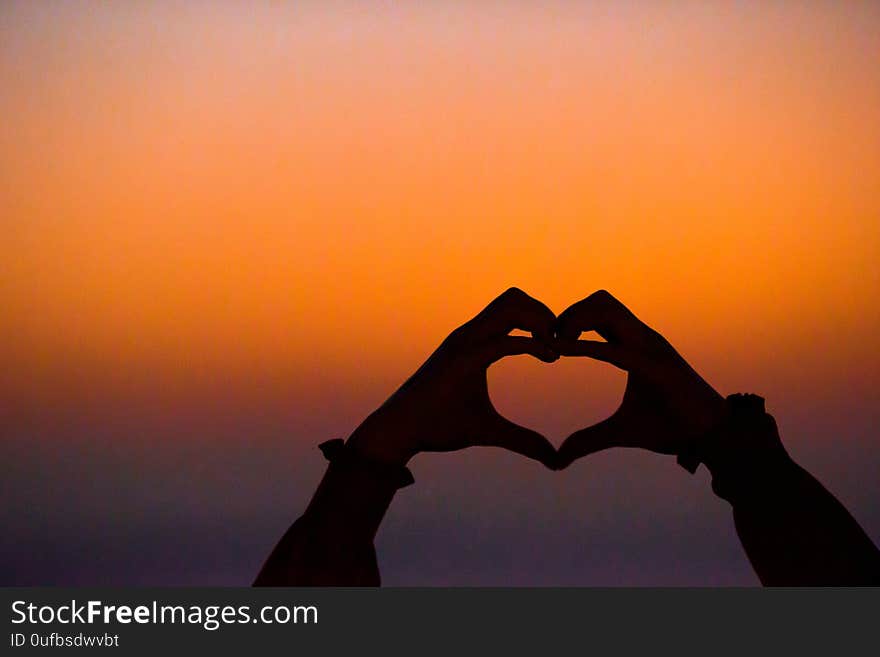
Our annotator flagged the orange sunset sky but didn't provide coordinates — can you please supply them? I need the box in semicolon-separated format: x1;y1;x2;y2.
2;2;878;585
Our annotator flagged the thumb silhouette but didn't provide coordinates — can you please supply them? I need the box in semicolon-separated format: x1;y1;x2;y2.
478;412;558;470
556;416;623;469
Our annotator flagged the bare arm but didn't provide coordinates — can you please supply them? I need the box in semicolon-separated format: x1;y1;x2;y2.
254;288;559;586
555;290;880;586
698;403;880;585
253;439;404;586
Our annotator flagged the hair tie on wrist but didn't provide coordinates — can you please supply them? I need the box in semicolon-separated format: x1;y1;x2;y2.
318;439;415;489
677;393;790;502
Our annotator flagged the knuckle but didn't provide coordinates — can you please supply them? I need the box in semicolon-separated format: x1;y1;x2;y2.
641;326;671;351
588;289;614;304
444;324;472;348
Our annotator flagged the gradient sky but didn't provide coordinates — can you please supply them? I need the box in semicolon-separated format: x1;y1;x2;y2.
2;1;879;585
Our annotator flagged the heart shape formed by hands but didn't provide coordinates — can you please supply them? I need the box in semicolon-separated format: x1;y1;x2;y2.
486;352;625;452
548;290;726;469
348;288;725;471
263;288;880;588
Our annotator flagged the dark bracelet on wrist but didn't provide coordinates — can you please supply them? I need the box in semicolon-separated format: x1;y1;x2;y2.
677;393;791;501
318;438;415;490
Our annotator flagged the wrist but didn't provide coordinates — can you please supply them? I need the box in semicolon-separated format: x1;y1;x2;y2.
678;393;792;502
307;438;415;545
678;375;728;437
347;414;417;467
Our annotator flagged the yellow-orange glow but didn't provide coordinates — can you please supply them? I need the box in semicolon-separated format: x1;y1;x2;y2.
2;3;878;436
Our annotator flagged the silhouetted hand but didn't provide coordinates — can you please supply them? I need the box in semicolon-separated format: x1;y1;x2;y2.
347;287;559;469
260;287;880;587
554;290;726;469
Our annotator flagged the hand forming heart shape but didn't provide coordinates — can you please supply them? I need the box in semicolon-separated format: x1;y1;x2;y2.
259;287;880;588
348;287;726;471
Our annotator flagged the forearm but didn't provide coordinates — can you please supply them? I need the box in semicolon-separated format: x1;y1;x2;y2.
253;438;413;586
725;456;880;586
690;394;880;586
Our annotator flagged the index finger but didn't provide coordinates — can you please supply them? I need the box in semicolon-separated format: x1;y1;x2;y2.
555;289;645;343
466;287;557;342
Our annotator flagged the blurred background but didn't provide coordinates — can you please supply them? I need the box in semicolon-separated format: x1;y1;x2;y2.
2;1;878;585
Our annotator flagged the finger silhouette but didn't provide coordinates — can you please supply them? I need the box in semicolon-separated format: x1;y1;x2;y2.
555;289;642;343
556;417;623;469
478;413;558;469
555;338;628;369
479;335;559;365
471;287;557;343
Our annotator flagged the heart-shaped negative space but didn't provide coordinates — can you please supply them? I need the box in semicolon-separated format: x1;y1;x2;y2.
487;351;627;446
